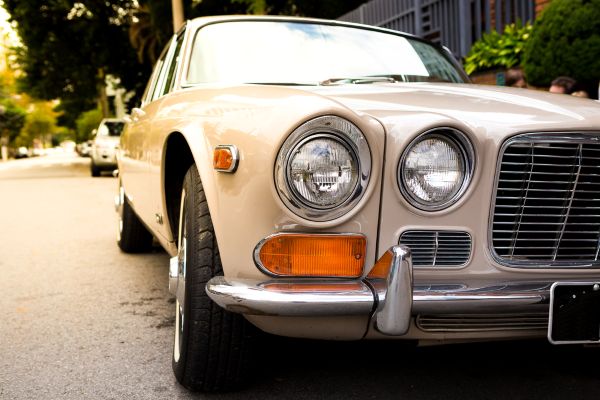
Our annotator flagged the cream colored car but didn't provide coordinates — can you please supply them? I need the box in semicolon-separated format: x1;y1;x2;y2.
116;15;600;391
90;118;124;176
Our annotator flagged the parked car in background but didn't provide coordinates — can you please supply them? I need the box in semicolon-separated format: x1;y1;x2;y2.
14;146;28;159
115;16;600;392
91;119;124;176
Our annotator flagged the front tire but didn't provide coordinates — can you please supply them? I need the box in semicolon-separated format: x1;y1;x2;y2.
172;164;254;392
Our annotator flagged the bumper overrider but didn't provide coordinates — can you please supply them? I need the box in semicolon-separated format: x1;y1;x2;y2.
171;246;553;336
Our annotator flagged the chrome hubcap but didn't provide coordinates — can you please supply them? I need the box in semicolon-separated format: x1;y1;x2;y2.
174;189;187;363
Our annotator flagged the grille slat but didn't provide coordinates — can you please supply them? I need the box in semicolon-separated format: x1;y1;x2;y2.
399;230;471;267
417;313;548;332
492;134;600;267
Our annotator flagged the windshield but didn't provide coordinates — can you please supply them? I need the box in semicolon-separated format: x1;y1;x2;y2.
98;121;124;137
187;21;465;85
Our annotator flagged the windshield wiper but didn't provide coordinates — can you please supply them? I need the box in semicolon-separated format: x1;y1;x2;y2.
319;76;400;86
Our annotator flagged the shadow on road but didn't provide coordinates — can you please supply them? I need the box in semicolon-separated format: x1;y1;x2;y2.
194;337;600;399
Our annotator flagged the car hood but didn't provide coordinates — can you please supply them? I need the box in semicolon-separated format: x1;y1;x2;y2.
305;83;600;136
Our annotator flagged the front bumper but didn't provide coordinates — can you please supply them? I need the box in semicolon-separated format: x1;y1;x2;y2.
203;246;552;336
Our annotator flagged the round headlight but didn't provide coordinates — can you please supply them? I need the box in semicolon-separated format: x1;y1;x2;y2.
399;129;474;211
276;116;371;221
288;136;358;208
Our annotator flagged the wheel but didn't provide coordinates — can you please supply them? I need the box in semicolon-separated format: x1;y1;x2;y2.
91;161;100;177
172;164;254;392
116;182;153;253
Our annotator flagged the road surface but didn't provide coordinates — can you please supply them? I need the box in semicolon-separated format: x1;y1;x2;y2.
0;152;599;399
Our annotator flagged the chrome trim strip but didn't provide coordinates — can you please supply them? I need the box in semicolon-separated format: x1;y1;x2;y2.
398;127;475;212
214;144;239;173
206;275;554;317
274;115;371;222
252;232;367;279
373;246;413;336
489;132;600;269
206;277;375;316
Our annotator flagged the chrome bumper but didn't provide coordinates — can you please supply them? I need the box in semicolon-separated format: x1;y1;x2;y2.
205;246;551;336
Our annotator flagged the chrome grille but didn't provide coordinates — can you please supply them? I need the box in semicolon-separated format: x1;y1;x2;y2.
399;230;471;267
492;134;600;267
416;313;548;332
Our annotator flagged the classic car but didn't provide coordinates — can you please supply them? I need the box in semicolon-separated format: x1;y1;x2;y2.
115;15;600;392
91;118;124;176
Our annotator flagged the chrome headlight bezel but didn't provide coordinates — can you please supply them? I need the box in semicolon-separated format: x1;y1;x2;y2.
275;116;371;222
398;128;475;211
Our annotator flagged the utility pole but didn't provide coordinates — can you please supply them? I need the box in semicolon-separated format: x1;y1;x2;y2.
172;0;184;33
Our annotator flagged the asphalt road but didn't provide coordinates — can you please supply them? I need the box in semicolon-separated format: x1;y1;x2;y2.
1;152;599;400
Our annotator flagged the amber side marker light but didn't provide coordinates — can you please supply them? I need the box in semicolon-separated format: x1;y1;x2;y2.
367;250;392;279
213;145;239;172
255;233;366;278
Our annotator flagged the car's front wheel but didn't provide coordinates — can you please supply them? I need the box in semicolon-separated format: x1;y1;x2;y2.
172;164;254;392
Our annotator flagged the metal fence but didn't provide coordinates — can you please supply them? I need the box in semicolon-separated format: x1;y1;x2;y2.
339;0;536;57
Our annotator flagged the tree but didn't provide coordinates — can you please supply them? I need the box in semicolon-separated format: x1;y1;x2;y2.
75;108;103;143
0;99;26;145
5;0;368;131
522;0;600;95
4;1;148;127
19;102;58;148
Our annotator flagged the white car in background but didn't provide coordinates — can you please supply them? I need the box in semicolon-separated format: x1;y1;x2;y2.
90;118;124;177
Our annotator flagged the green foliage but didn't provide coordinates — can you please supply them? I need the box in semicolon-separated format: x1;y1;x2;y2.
5;0;366;131
4;1;148;128
0;99;26;144
464;22;533;75
522;0;600;88
19;103;58;147
75;109;103;143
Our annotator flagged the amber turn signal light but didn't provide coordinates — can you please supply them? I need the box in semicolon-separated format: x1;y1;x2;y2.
366;250;392;279
213;145;238;172
256;233;366;278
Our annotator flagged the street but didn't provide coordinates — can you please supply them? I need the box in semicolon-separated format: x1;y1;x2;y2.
1;153;599;400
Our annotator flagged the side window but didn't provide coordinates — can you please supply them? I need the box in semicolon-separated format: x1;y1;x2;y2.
148;37;175;103
141;58;164;105
162;31;185;96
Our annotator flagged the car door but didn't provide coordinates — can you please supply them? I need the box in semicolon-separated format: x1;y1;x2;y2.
146;29;187;240
120;36;176;228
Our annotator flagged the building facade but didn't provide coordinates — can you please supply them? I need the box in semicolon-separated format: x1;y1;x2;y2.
339;0;551;58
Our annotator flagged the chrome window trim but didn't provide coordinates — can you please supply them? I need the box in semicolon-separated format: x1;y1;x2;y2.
488;131;600;269
398;127;475;211
275;115;371;222
162;28;187;96
151;34;179;102
214;144;239;173
252;232;367;279
141;56;165;107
